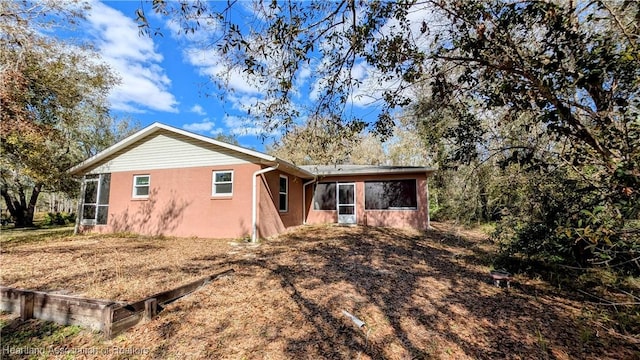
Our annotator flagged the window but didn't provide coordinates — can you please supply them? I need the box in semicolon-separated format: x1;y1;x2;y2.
365;180;417;210
132;175;150;198
279;175;288;212
82;173;110;225
213;170;233;196
313;182;336;210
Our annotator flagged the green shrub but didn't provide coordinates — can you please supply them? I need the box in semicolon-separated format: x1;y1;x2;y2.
42;212;76;226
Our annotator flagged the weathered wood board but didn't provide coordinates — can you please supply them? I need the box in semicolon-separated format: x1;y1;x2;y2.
1;268;234;338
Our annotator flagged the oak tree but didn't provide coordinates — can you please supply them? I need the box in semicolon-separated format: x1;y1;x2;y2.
1;1;120;227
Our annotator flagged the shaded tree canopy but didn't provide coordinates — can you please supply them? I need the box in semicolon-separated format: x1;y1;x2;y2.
409;1;639;270
266;116;428;166
265;117;366;165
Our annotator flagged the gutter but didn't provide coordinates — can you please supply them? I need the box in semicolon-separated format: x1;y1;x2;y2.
252;164;279;243
302;177;317;224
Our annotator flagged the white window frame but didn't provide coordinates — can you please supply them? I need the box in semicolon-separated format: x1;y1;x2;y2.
81;173;110;226
212;170;234;196
279;175;288;212
132;175;150;199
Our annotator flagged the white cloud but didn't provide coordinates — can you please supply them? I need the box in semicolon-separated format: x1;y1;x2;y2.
308;58;381;108
183;119;215;132
239;1;280;22
292;61;313;98
161;10;275;107
182;119;226;137
185;47;266;95
227;94;261;113
351;62;369;81
85;1;178;113
190;104;206;115
209;127;225;136
307;3;441;110
184;114;272;137
309;3;445;111
164;13;223;44
160;9;263;97
380;3;445;53
223;114;277;137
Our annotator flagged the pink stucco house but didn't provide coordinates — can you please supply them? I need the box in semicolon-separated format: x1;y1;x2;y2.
70;123;435;241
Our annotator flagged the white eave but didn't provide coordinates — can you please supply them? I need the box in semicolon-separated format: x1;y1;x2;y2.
69;122;314;179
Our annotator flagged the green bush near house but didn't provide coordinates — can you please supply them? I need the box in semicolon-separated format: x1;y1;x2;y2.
42;212;76;226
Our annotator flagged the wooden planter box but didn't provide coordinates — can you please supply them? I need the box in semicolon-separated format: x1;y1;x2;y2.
1;268;234;338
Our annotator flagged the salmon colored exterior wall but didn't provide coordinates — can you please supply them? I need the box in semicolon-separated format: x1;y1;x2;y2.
305;173;430;230
256;170;305;238
80;164;306;239
79;165;429;238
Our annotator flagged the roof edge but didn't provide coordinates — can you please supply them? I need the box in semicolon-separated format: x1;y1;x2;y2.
300;165;437;177
69;122;280;175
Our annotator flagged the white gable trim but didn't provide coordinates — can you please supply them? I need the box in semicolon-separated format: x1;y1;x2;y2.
69;123;312;177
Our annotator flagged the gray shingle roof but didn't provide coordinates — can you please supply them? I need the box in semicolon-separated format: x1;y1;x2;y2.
299;164;436;176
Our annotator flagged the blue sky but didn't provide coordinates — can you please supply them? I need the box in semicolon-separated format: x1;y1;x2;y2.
72;1;272;149
67;1;435;150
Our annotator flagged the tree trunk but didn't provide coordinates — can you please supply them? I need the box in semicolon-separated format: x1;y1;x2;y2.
479;187;489;222
1;183;42;227
26;183;42;226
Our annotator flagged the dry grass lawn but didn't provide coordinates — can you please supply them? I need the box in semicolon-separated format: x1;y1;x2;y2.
1;223;638;359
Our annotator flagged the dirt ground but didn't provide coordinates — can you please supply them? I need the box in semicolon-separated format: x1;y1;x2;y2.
1;223;638;359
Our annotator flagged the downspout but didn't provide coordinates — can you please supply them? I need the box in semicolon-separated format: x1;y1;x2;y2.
426;174;431;230
252;164;279;243
302;178;317;224
73;177;86;235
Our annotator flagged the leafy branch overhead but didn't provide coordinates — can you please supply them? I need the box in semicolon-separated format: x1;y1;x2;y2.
137;0;429;136
137;1;637;150
138;0;639;271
